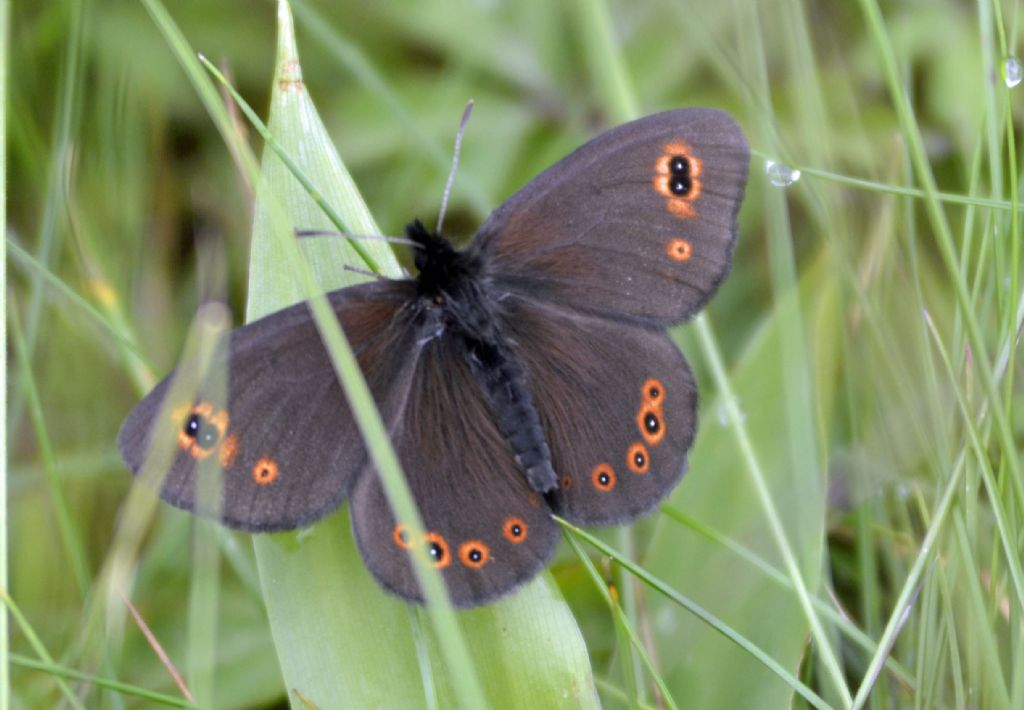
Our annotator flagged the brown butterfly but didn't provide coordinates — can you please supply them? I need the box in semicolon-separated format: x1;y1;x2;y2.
119;109;750;607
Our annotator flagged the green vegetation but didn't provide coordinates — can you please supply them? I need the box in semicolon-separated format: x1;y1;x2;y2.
6;0;1022;707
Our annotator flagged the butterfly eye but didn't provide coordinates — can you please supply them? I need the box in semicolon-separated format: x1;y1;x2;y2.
591;464;617;492
458;541;491;569
502;517;528;544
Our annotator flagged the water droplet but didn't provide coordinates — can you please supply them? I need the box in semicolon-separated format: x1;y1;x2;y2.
765;160;801;187
1005;56;1022;87
716;398;746;426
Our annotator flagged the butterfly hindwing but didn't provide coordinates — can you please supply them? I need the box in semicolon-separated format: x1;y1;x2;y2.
473;108;749;327
118;280;419;531
350;333;560;607
500;295;697;525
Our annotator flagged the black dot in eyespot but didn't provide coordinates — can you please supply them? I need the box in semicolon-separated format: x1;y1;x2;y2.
429;543;445;561
469;549;482;562
649;386;660;399
512;524;522;536
599;472;610;485
670;177;691;195
184;413;219;448
670;156;689;174
634;452;646;467
645;413;660;433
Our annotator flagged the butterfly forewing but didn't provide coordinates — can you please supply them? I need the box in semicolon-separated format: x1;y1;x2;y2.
118;280;418;531
473;108;749;327
350;333;560;607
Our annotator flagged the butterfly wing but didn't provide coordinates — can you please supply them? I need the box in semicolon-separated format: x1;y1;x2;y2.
471;108;749;326
118;279;419;531
349;333;560;607
498;295;697;525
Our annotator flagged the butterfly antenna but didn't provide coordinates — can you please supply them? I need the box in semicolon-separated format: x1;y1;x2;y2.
294;228;417;247
343;264;395;281
436;99;474;236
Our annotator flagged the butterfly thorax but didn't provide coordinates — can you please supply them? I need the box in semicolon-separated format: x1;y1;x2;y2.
407;219;493;338
407;219;558;494
408;220;478;299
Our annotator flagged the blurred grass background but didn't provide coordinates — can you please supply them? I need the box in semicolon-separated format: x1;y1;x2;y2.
5;0;1024;708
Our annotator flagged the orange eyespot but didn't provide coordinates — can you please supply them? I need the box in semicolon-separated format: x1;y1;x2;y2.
527;492;542;509
666;238;692;262
176;401;231;459
252;457;279;485
503;517;528;544
653;141;702;218
637;405;665;447
560;475;574;491
425;532;451;569
627;443;650;474
459;540;491;569
393;524;413;550
591;464;617;492
642;378;665;407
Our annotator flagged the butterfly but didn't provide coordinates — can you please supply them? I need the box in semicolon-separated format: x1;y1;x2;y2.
118;108;750;607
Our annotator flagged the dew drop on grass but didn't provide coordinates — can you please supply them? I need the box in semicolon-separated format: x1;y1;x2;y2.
715;398;746;427
765;159;801;187
1005;56;1022;87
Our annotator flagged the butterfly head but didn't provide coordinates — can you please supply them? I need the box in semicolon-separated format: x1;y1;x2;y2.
406;219;479;303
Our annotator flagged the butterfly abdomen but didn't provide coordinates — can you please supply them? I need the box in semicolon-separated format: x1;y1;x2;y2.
461;334;557;494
